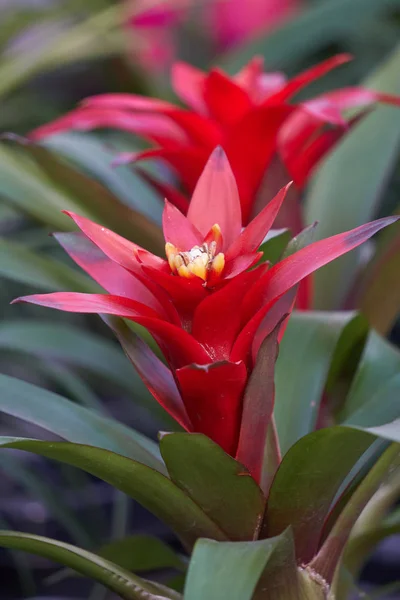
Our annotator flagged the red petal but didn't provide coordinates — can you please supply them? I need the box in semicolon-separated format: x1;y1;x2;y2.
224;105;294;224
234;56;266;97
134;167;190;214
314;87;400;111
163;109;221;147
31;108;189;147
54;232;167;317
175;360;248;455
14;293;210;368
242;216;400;321
186;147;242;248
223;253;263;280
63;212;143;275
141;265;208;325
192;269;263;360
81;93;175;111
203;69;253;127
162;200;203;249
13;292;159;319
283;128;343;188
231;288;297;366
104;316;192;431
171;62;207;114
264;54;352;105
225;183;292;260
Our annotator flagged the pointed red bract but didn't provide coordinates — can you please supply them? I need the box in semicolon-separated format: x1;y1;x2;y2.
187;147;242;247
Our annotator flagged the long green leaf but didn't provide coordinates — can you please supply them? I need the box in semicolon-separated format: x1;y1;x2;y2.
160;433;265;541
43;133;162;224
48;534;186;586
0;321;142;394
0;531;181;600
4;136;164;253
0;438;228;548
304;43;400;309
0;238;96;292
0;373;163;472
274;311;367;455
338;330;400;423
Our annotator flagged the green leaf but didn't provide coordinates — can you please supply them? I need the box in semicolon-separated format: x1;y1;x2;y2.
274;311;368;455
183;530;296;600
99;535;186;572
0;438;228;549
280;222;318;259
310;443;400;583
339;330;400;425
4;136;164;254
0;320;143;395
43;133;162;224
0;142;76;230
50;534;186;587
0;238;97;292
258;229;291;264
262;426;374;563
0;373;163;472
160;433;265;541
0;531;181;600
304;43;400;309
221;0;400;72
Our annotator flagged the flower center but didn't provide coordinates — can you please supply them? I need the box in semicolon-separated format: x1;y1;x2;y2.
165;227;225;284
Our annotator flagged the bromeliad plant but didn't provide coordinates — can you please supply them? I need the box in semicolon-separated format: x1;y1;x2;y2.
1;146;399;599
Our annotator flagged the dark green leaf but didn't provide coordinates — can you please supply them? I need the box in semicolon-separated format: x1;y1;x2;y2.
0;373;163;472
0;531;181;600
160;433;265;541
310;443;400;583
0;438;228;549
99;535;186;572
261;426;374;563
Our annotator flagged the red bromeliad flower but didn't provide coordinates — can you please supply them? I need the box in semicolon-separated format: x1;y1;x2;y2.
13;149;399;474
31;55;400;226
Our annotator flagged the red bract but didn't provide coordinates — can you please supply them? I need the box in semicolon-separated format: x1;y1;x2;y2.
31;55;400;225
12;149;399;466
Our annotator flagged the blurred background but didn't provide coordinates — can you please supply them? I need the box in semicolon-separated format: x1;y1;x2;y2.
1;0;400;598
